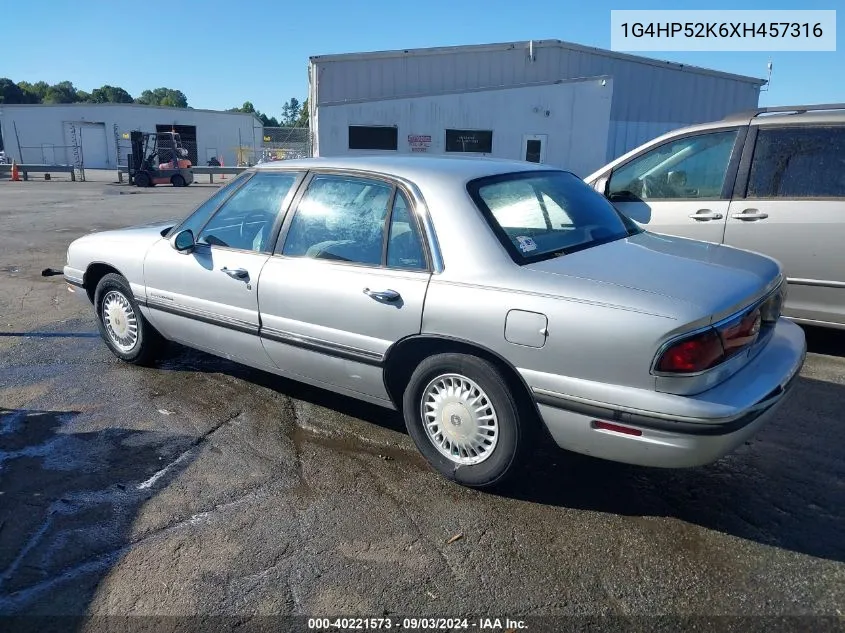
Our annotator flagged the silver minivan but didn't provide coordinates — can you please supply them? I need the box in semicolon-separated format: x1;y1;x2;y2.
585;104;845;330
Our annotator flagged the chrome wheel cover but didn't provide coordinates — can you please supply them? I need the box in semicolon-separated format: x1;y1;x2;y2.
102;290;139;353
421;373;499;465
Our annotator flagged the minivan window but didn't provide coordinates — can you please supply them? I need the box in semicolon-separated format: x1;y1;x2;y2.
747;126;845;199
607;130;738;201
469;171;639;264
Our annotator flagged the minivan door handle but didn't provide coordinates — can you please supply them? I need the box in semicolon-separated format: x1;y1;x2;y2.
732;209;769;221
363;288;401;302
688;209;724;221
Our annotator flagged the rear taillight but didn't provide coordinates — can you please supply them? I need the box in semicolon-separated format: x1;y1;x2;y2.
760;286;785;324
656;288;782;375
656;329;724;373
717;308;762;358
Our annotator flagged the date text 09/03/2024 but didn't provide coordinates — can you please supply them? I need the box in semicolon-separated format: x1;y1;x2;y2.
307;617;528;630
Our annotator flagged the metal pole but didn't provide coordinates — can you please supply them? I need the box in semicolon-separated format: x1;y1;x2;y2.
13;121;23;163
238;128;242;166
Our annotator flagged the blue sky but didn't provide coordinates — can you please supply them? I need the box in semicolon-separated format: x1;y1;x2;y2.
6;0;841;117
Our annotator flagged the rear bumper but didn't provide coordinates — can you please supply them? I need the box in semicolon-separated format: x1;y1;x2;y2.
534;318;806;468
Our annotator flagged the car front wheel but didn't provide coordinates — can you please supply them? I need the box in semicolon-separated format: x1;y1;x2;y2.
93;273;164;365
403;353;527;488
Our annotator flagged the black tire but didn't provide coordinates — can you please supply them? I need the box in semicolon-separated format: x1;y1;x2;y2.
171;174;186;187
134;172;151;188
93;273;165;365
403;353;528;488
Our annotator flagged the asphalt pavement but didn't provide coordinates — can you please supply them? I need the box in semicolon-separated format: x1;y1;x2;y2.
1;179;843;624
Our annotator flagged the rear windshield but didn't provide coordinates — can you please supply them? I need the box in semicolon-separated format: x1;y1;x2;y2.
468;170;640;264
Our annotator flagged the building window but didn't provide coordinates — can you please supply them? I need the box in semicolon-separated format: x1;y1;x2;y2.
445;129;493;153
348;126;398;151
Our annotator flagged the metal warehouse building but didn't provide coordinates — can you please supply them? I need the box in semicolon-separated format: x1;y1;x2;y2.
308;39;765;176
0;103;262;169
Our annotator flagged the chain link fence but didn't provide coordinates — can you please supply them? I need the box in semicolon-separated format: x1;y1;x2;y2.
234;127;311;166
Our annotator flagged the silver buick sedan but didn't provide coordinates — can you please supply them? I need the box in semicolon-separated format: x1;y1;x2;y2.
62;156;806;487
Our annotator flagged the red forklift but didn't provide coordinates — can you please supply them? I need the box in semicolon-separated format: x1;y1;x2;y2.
129;130;194;187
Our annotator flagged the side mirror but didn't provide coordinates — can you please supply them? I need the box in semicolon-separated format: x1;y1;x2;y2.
170;228;195;253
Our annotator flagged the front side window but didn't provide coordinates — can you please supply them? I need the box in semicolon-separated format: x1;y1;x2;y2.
607;130;739;201
170;171;251;238
197;172;299;252
281;175;392;265
469;170;638;264
747;126;845;198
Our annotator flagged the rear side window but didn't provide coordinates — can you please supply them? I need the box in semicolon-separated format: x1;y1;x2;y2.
281;175;392;265
747;127;845;198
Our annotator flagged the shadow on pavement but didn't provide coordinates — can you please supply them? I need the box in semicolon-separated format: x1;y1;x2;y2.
499;373;845;563
0;407;196;615
803;324;845;358
152;336;845;563
156;344;407;435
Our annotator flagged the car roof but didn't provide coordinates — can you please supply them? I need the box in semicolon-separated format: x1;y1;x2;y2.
649;103;845;138
252;155;558;183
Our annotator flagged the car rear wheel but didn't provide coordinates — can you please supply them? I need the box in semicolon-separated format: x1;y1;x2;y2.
403;353;526;487
93;273;164;365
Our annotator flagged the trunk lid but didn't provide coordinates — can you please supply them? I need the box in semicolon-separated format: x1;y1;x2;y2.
524;232;782;325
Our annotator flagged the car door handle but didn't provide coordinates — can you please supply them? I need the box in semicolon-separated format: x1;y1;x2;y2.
221;267;249;280
732;209;769;221
688;209;724;221
363;288;401;302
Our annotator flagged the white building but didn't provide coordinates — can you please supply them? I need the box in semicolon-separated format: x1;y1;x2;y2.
308;40;765;177
0;103;262;169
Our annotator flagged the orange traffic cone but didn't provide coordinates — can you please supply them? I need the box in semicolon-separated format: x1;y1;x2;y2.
11;160;21;182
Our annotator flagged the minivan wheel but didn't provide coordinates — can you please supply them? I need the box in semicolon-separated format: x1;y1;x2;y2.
93;273;164;365
403;353;525;488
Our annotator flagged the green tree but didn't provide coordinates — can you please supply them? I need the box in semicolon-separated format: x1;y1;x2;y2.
91;85;133;103
17;80;48;103
42;81;78;104
135;88;188;108
239;101;255;114
258;113;279;127
281;97;301;126
0;78;25;103
295;98;309;128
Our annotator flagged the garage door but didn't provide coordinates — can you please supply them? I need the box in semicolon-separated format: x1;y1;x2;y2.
79;123;109;168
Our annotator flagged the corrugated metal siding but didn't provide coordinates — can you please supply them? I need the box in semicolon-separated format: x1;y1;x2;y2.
0;104;259;168
317;78;613;176
313;43;761;161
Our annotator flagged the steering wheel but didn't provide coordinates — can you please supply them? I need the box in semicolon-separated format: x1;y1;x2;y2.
239;210;274;246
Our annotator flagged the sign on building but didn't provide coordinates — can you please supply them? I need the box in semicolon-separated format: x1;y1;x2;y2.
408;134;432;152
